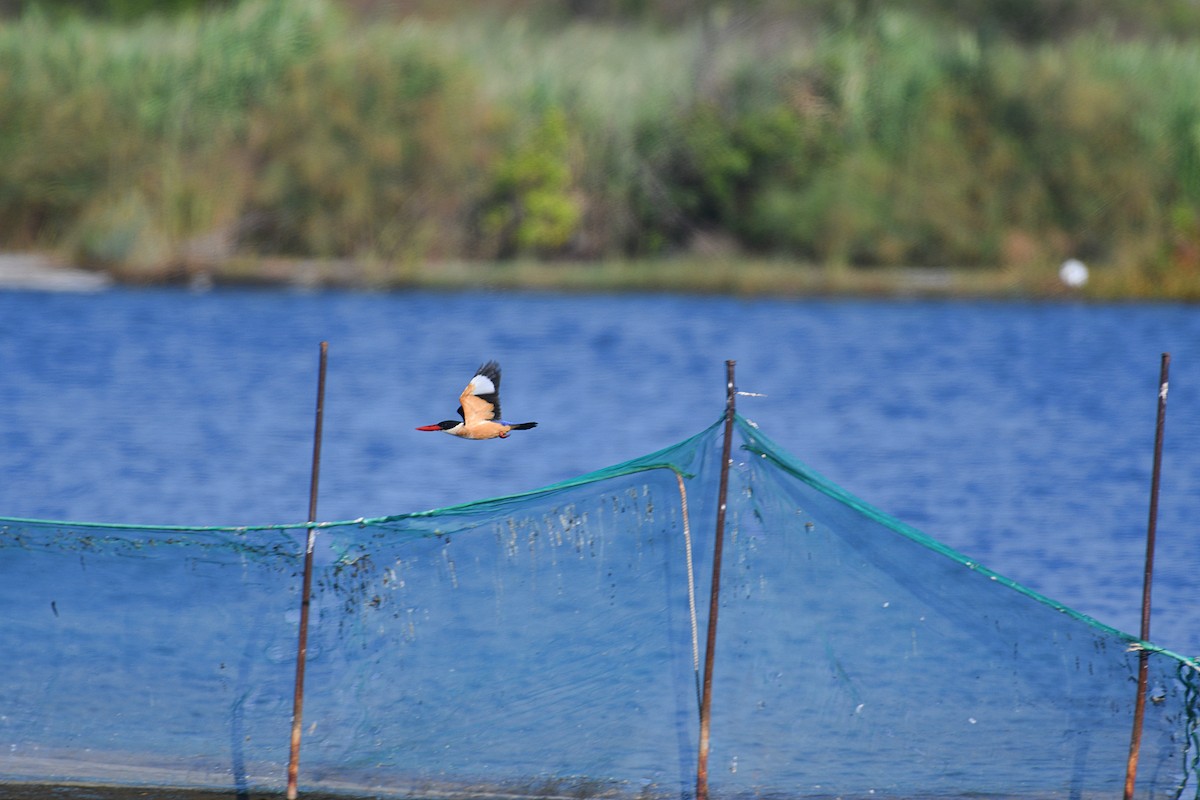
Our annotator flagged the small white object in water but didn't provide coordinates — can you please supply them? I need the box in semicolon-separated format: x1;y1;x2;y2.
1059;258;1089;288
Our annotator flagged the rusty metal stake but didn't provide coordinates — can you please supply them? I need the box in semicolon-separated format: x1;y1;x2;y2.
1123;352;1169;800
697;360;736;800
287;341;328;800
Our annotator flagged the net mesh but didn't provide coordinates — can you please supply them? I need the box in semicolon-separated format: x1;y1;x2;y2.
1;415;1197;799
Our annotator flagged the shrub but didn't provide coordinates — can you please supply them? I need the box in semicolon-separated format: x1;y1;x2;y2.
476;106;584;257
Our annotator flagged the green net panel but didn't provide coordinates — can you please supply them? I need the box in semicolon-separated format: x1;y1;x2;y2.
1;415;1197;799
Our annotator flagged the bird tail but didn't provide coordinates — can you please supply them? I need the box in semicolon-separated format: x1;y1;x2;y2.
510;422;538;430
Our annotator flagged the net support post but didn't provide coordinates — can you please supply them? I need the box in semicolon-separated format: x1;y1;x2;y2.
697;360;736;800
1123;352;1169;800
287;341;329;800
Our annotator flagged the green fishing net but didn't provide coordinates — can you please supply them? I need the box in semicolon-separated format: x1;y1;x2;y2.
1;415;1196;798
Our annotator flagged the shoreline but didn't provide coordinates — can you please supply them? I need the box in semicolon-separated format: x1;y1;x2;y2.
0;253;113;293
0;251;1180;302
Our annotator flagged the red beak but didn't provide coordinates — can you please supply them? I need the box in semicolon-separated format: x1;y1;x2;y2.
415;424;443;431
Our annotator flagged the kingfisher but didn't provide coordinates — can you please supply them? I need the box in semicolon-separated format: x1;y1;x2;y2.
416;360;538;440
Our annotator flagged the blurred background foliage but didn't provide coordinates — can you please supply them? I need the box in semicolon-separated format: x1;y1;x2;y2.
1;0;1199;294
0;0;235;21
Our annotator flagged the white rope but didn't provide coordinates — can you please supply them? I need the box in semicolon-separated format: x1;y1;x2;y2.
676;471;702;710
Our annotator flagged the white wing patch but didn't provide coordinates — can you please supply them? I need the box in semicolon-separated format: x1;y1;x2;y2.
469;374;496;395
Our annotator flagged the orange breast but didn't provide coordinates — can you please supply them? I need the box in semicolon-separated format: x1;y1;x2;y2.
457;421;511;440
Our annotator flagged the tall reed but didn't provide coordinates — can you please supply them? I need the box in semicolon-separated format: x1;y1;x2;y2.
0;0;1197;295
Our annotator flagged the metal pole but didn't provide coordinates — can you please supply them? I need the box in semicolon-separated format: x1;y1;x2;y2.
697;360;736;800
287;341;328;800
1123;352;1169;800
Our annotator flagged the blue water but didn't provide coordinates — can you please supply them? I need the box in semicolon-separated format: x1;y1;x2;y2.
1;288;1198;662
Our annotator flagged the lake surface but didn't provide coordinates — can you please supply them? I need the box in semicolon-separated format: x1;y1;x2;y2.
1;287;1198;662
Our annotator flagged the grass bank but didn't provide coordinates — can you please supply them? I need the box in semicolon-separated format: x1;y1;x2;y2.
152;255;1166;304
1;0;1199;298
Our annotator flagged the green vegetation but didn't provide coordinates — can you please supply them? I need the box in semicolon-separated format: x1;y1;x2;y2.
0;0;236;22
1;0;1199;298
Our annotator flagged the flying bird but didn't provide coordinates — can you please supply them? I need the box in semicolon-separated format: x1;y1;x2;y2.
416;361;538;440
